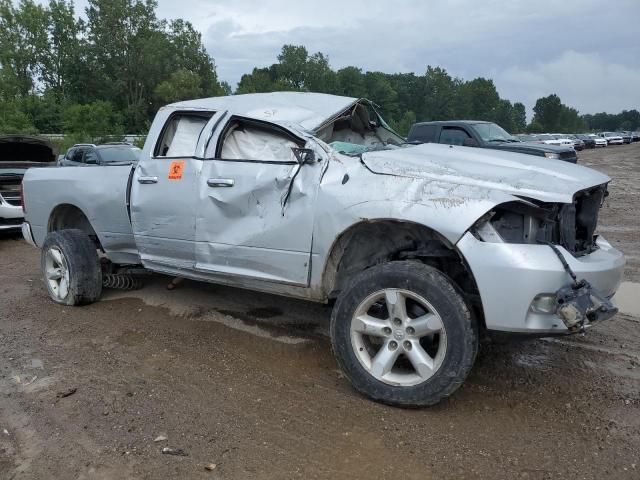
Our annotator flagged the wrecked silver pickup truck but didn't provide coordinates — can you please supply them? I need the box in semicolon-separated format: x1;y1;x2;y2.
21;92;625;406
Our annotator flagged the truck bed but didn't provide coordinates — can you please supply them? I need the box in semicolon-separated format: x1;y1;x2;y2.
22;165;140;264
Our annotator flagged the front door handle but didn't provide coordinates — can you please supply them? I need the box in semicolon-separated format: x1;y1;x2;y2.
138;176;158;184
207;178;235;187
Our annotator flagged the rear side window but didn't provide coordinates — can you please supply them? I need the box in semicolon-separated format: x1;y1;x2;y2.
72;148;85;162
154;113;212;158
408;124;438;143
439;127;471;146
83;150;98;164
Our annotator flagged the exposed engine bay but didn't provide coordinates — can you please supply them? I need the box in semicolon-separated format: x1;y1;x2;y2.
477;184;608;257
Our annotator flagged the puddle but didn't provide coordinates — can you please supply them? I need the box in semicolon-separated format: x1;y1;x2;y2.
613;282;640;317
103;279;319;345
211;310;309;344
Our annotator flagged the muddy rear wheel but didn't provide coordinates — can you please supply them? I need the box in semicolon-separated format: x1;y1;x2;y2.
41;229;102;305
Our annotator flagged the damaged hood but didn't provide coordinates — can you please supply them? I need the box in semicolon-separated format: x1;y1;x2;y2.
362;143;610;203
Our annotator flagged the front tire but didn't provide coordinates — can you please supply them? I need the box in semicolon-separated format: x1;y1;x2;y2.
41;229;102;305
330;261;478;407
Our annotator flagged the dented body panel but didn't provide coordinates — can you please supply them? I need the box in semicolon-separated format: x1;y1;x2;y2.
22;92;625;334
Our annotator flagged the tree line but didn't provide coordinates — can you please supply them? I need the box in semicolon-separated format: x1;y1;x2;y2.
1;0;638;143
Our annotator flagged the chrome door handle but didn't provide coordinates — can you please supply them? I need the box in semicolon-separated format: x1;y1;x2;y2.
138;176;158;184
207;178;235;187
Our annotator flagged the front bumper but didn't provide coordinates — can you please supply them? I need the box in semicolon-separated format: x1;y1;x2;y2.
457;232;625;334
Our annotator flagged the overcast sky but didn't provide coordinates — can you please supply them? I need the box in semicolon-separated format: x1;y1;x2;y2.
61;0;640;116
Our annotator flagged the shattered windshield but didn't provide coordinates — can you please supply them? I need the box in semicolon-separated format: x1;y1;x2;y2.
324;101;405;156
473;123;518;143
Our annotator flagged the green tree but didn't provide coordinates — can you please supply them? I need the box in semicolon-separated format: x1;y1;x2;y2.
0;0;50;96
154;69;203;104
390;110;416;137
63;100;123;137
40;0;84;99
459;77;500;121
363;71;398;121
557;105;585;133
526;121;544;133
532;94;562;131
335;67;368;98
0;100;36;133
421;66;460;121
511;102;527;132
275;44;309;90
494;99;515;132
305;52;336;93
236;68;278;94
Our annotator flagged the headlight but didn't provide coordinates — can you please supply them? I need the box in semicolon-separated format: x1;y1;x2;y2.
544;152;559;159
472;200;556;244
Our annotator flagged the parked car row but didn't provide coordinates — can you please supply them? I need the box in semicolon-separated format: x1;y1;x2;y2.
515;131;639;149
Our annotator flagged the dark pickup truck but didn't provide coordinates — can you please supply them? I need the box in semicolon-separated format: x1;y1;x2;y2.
407;120;578;163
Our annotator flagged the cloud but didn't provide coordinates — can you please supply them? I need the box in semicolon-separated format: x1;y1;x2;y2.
494;51;640;117
31;0;640;116
194;0;639;117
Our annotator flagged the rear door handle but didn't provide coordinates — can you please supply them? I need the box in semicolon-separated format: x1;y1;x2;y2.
138;176;158;184
207;178;235;187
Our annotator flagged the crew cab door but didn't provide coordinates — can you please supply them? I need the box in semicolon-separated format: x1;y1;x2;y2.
130;109;221;270
194;116;323;285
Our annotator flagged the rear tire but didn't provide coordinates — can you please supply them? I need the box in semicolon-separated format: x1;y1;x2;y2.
41;229;102;305
330;261;477;407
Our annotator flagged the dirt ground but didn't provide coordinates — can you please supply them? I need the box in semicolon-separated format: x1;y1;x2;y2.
1;143;640;479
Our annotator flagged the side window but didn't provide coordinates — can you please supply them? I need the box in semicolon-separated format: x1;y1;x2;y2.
409;124;438;143
84;149;98;164
65;148;76;160
217;121;301;162
72;148;85;163
439;127;471;146
154;113;212;158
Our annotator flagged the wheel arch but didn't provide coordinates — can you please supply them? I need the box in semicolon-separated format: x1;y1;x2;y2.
320;219;486;330
47;203;103;249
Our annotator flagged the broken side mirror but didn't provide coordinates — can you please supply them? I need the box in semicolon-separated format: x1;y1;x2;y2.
292;148;316;165
463;138;479;147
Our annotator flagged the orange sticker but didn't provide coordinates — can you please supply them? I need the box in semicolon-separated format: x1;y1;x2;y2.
168;160;185;180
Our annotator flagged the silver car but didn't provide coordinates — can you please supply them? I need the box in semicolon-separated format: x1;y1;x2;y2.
21;93;625;406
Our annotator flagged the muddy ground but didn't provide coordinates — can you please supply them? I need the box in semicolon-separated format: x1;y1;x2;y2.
1;143;639;479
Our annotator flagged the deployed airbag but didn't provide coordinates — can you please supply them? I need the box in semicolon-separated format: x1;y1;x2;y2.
165;116;208;157
221;126;298;162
